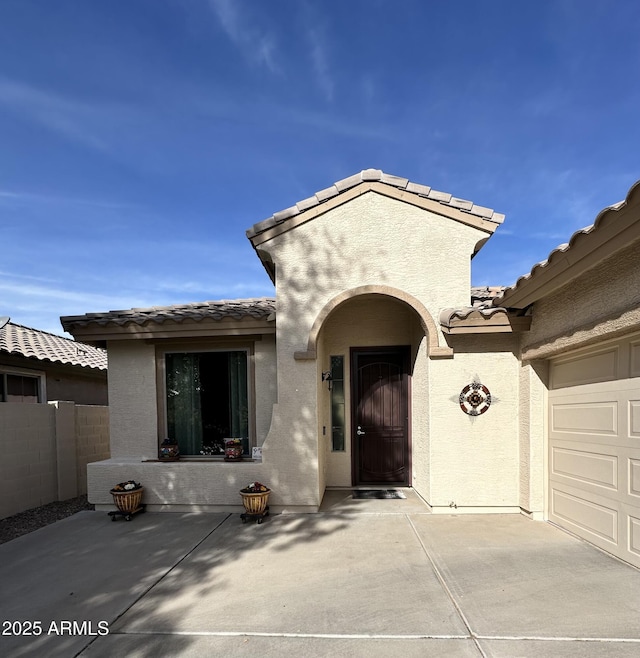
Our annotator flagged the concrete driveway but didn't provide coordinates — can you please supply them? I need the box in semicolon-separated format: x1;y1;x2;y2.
1;495;640;657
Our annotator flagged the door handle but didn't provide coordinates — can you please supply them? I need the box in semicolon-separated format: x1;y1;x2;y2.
356;426;365;436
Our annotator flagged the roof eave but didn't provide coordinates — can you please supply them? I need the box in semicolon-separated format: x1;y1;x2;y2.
440;307;532;334
64;316;276;344
494;179;640;309
248;181;502;249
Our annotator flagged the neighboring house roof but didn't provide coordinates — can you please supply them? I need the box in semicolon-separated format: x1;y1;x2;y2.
439;286;531;334
494;179;640;309
0;321;107;371
61;298;276;330
470;286;506;307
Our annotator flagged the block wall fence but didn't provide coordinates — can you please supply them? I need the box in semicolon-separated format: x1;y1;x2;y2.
0;401;109;519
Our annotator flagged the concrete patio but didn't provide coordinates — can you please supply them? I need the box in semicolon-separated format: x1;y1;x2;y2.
1;492;640;657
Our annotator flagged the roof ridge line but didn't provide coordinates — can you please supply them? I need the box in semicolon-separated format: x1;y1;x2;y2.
6;321;85;343
246;169;505;239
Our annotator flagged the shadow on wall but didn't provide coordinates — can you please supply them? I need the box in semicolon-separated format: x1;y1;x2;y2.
256;221;391;503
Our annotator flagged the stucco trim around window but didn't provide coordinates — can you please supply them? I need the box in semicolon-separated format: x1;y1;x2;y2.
294;285;453;360
155;340;257;456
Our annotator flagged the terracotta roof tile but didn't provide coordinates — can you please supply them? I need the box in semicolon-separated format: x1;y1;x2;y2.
246;169;505;239
0;322;107;370
471;286;506;307
493;180;640;307
61;298;276;331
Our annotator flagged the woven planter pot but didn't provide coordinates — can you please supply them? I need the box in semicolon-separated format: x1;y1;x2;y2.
240;490;270;515
110;488;144;513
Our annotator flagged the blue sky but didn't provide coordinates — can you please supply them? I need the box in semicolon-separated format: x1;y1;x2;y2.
1;0;638;336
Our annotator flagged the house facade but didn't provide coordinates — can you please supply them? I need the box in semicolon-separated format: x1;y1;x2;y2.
62;170;640;569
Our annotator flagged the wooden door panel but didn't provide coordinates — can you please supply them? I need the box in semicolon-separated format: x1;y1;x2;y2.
352;348;410;485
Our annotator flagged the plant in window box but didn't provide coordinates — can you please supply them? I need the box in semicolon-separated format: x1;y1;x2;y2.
224;438;243;462
159;438;180;461
110;480;144;514
200;444;224;456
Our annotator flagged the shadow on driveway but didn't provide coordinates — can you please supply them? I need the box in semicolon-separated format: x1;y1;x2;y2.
1;510;639;657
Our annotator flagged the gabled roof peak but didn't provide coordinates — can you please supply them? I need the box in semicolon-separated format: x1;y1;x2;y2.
246;169;505;240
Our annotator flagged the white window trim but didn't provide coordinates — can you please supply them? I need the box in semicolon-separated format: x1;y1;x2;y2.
0;365;47;403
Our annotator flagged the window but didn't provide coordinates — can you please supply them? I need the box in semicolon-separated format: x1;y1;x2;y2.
0;369;43;403
165;350;249;456
330;355;345;451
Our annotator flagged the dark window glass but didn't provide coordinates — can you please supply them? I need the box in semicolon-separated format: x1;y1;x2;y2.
166;351;248;456
4;374;39;403
330;355;345;452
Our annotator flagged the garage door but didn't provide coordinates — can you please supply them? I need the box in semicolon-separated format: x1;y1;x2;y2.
548;336;640;568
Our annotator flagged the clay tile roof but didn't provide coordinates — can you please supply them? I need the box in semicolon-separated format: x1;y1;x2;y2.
0;322;107;370
470;286;507;307
246;169;505;239
440;305;511;324
493;179;640;308
60;298;276;330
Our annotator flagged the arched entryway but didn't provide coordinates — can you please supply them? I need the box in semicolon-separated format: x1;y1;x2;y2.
312;288;435;491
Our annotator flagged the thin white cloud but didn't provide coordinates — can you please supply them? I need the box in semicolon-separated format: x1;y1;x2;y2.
0;271;61;284
0;187;141;210
0;280;125;306
307;27;334;102
208;0;280;73
0;77;111;151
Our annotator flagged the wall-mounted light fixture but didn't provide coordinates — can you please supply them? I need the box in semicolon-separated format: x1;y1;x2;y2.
321;371;333;390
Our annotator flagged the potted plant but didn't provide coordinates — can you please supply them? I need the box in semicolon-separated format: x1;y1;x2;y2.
239;481;270;522
159;438;180;461
110;480;144;516
224;438;243;461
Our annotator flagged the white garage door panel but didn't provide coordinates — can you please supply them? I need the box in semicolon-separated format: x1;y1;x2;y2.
551;401;617;436
630;400;640;437
549;369;640;569
631;341;640;377
551;348;618;388
630;458;640;497
551;446;617;490
550;485;618;544
630;516;640;558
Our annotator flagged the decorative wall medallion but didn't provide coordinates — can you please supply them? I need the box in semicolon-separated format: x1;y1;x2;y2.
459;381;492;416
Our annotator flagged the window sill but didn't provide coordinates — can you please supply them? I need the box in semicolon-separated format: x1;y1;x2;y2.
143;458;257;463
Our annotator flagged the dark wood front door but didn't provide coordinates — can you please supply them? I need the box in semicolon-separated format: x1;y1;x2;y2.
351;347;410;485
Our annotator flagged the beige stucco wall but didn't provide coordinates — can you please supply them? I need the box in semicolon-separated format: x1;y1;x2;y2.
522;239;640;359
107;341;158;459
254;335;277;445
518;360;546;518
257;191;526;510
428;334;521;510
265;191;485;358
